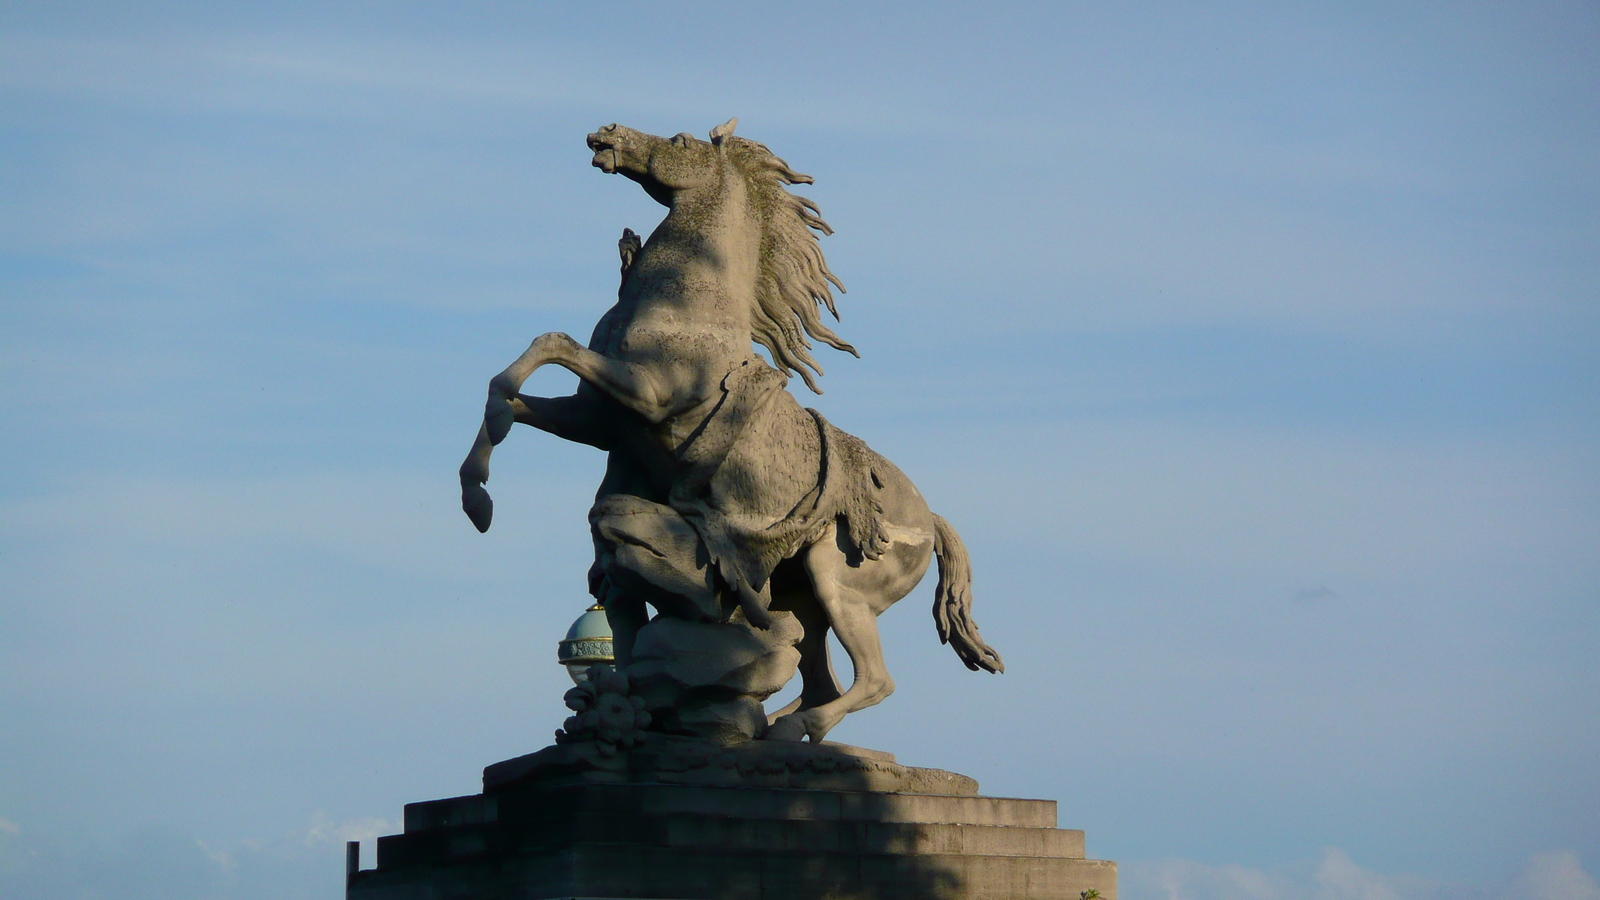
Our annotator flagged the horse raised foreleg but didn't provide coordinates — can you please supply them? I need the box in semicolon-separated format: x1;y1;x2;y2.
509;392;612;449
458;391;611;533
488;332;670;434
458;423;492;531
460;332;669;532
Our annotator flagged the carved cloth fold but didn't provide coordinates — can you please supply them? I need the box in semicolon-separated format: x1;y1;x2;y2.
666;360;889;600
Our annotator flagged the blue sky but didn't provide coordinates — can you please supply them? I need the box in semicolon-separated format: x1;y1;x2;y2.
2;2;1596;899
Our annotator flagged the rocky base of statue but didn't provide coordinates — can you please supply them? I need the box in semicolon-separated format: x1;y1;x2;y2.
622;609;804;745
347;760;1118;900
346;672;1118;898
482;660;974;796
345;610;1117;898
487;727;979;796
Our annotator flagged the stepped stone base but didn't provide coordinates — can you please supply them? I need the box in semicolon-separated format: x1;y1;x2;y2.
347;746;1115;900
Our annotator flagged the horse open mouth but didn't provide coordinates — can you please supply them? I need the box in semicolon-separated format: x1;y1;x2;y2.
587;134;620;173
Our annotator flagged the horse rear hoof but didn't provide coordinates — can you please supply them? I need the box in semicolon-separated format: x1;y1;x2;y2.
765;715;807;742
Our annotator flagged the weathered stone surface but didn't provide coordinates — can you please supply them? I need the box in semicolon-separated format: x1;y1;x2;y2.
348;780;1116;900
483;734;978;796
631;611;804;698
458;119;1004;749
627;610;803;742
404;782;1056;834
372;119;1117;900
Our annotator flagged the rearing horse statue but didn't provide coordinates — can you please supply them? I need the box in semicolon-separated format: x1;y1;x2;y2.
459;118;1001;743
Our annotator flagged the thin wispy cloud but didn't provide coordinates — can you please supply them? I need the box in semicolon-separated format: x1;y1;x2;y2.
1124;849;1600;900
2;4;1596;899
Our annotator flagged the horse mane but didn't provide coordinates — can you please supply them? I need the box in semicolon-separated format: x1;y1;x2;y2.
721;135;854;393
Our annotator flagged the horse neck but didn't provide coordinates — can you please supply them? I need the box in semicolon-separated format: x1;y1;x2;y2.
642;176;761;327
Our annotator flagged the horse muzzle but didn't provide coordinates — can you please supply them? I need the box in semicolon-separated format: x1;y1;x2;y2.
587;124;628;174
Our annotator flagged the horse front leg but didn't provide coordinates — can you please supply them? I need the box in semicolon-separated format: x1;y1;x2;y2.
459;332;668;532
510;391;612;449
487;332;670;441
458;389;608;532
459;422;499;532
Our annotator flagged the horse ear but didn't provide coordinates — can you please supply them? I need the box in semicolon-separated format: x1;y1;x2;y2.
709;117;737;146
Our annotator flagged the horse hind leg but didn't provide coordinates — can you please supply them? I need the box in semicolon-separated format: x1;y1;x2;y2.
768;526;897;743
766;586;842;724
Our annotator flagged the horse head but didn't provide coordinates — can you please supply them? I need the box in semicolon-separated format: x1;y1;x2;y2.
586;119;739;206
587;118;855;393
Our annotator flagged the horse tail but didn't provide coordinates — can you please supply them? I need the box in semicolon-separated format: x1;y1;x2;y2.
931;514;1004;674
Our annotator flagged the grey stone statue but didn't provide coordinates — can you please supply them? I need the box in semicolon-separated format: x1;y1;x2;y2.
459;119;1001;747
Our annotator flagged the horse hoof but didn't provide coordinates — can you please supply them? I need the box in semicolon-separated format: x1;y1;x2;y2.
765;715;807;742
463;484;494;532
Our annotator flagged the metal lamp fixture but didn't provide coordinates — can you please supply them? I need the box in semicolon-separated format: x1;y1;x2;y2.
557;603;614;683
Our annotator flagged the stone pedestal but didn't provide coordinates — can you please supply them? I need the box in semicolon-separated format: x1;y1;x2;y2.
347;744;1115;900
